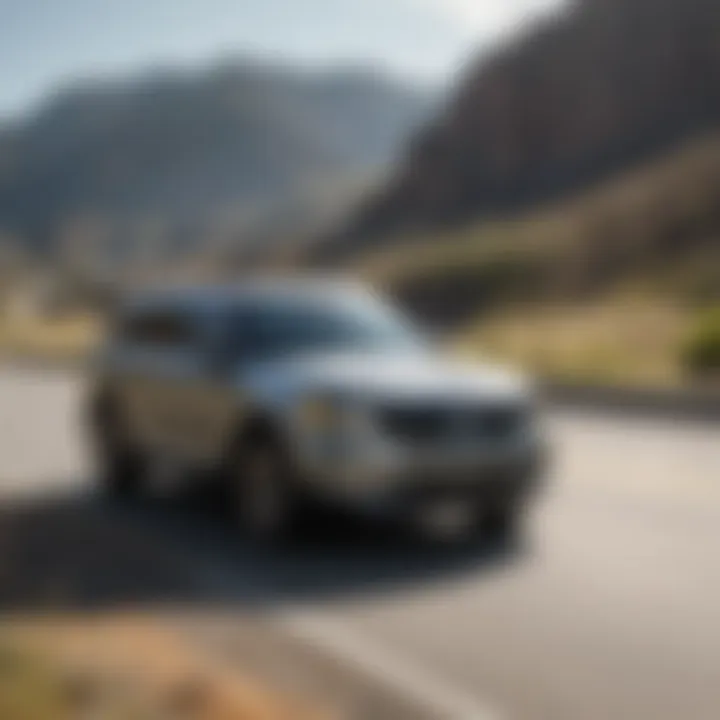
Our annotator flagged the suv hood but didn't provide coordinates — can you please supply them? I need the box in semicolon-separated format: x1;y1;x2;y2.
245;350;531;406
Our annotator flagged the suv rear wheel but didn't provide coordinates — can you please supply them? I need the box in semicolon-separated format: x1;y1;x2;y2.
478;501;523;545
92;399;146;499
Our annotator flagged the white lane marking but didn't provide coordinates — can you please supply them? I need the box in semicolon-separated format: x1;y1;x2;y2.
283;612;500;720
194;560;500;719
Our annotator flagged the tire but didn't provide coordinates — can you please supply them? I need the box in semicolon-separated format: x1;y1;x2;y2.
92;399;146;500
228;432;300;545
478;502;523;545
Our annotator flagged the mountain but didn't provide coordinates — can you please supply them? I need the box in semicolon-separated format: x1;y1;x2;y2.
0;60;431;262
323;0;720;257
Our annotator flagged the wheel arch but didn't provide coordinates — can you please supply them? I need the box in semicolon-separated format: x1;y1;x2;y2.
225;406;290;461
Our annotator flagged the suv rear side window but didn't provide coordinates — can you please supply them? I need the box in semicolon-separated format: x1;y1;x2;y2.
120;307;197;350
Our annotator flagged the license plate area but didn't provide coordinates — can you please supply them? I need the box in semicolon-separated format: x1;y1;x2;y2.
398;467;516;509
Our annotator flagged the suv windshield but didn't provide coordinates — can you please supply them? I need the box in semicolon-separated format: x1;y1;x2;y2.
230;293;427;360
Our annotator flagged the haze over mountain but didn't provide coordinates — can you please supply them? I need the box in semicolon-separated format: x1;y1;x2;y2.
0;59;431;261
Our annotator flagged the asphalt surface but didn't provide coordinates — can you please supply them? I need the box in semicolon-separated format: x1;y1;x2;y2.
1;367;719;720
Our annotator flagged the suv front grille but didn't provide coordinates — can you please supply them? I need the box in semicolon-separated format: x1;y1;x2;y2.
376;404;523;445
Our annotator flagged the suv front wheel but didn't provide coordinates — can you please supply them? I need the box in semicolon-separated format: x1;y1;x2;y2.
229;434;300;545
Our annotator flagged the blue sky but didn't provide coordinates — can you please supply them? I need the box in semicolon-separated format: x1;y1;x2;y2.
0;0;563;119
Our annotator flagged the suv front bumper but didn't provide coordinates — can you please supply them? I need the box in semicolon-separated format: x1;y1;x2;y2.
298;439;548;518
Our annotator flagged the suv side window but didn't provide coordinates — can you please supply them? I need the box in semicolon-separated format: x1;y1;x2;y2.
121;307;197;351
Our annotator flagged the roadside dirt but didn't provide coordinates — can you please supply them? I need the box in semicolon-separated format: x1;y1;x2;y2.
3;616;328;720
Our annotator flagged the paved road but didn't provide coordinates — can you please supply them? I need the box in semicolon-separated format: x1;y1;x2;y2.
1;367;719;719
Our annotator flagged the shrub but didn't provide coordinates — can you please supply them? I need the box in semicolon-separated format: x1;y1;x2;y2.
682;307;720;375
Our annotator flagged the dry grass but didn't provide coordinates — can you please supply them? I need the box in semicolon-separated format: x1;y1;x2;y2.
456;299;690;387
357;217;569;290
0;645;67;720
0;616;327;720
0;313;100;362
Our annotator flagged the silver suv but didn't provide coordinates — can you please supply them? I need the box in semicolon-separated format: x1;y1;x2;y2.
89;279;545;541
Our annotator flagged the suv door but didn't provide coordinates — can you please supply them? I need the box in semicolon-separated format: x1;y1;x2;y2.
111;302;237;467
157;303;239;465
111;304;192;453
144;305;206;457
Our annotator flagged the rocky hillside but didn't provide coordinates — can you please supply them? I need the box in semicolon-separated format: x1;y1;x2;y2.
328;0;720;256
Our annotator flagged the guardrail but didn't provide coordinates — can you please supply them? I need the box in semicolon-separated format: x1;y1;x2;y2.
544;380;720;422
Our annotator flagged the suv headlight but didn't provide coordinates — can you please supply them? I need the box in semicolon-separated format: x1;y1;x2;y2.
295;394;367;437
297;395;344;432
